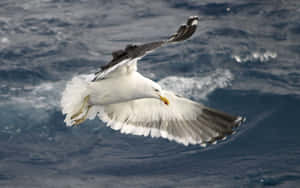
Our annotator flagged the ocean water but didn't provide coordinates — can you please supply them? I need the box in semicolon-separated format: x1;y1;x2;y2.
1;0;300;187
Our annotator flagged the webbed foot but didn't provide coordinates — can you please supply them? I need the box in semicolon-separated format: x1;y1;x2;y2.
73;105;92;126
71;95;90;120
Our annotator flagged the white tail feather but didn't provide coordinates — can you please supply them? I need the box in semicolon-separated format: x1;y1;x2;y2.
60;75;98;126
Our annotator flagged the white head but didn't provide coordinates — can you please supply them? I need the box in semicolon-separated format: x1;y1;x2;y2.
145;81;170;105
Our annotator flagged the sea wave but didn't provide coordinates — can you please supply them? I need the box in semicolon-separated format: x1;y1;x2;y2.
232;51;277;63
1;81;65;109
158;69;233;100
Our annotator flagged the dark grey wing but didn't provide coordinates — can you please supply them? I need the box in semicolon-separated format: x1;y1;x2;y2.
167;16;199;42
92;16;199;81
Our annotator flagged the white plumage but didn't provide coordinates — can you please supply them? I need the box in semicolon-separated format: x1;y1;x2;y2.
60;16;244;146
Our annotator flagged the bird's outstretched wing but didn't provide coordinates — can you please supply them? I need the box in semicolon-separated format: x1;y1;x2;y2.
98;91;244;146
92;16;199;81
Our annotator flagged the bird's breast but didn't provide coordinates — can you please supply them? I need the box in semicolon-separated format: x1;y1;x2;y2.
87;74;149;105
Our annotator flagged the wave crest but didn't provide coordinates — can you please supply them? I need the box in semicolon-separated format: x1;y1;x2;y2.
158;69;234;100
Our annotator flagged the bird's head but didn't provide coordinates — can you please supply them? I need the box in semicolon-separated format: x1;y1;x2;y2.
151;86;170;106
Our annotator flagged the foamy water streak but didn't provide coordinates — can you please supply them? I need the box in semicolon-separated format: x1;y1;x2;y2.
232;51;277;63
159;69;233;100
0;74;94;109
1;81;65;109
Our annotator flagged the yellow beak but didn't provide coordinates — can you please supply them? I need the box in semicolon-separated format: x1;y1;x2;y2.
159;95;170;105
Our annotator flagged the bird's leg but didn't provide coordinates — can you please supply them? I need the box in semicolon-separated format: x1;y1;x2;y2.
71;95;90;120
73;105;92;125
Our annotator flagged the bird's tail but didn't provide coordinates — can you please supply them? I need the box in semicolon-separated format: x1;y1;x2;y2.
61;75;98;126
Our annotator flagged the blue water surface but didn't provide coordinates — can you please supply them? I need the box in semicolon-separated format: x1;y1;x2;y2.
0;0;300;187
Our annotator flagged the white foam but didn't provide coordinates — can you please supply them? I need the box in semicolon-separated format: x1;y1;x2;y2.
4;81;66;110
0;37;10;50
158;69;234;100
232;51;277;63
1;37;9;44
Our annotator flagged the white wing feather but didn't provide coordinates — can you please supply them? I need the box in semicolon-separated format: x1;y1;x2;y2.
98;91;243;146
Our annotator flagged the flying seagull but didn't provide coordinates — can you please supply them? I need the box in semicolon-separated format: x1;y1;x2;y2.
61;16;244;146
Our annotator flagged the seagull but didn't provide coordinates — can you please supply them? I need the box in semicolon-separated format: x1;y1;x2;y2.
61;16;244;146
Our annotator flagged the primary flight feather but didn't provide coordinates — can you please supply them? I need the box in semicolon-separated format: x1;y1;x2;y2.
61;16;244;146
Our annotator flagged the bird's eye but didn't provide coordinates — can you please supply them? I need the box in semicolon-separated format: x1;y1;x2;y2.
154;88;159;92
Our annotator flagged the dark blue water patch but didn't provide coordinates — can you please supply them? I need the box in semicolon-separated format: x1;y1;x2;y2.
147;53;213;76
206;28;250;38
0;21;9;33
0;68;49;83
259;175;300;186
133;8;160;19
272;22;288;29
81;156;195;176
264;8;291;19
20;18;60;36
18;156;63;166
0;106;99;144
44;111;70;140
33;42;63;59
43;17;72;28
170;1;260;16
0;173;15;181
290;24;300;35
288;44;300;54
67;138;103;157
0;107;50;138
50;58;104;75
169;62;197;73
0;133;11;143
0;3;26;17
48;111;69;132
190;36;209;46
50;0;84;3
255;31;288;42
171;2;230;16
242;70;286;83
77;14;108;29
209;90;300;154
235;2;262;15
0;42;62;63
82;164;147;176
287;73;300;86
0;150;12;161
0;47;33;61
270;32;287;41
193;54;215;73
208;89;286;114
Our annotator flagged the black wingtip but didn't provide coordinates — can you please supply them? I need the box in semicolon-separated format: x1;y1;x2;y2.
168;16;199;43
187;16;199;25
92;16;199;82
200;107;246;144
235;116;246;127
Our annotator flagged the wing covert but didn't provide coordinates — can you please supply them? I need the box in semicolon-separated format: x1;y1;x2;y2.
92;16;199;81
